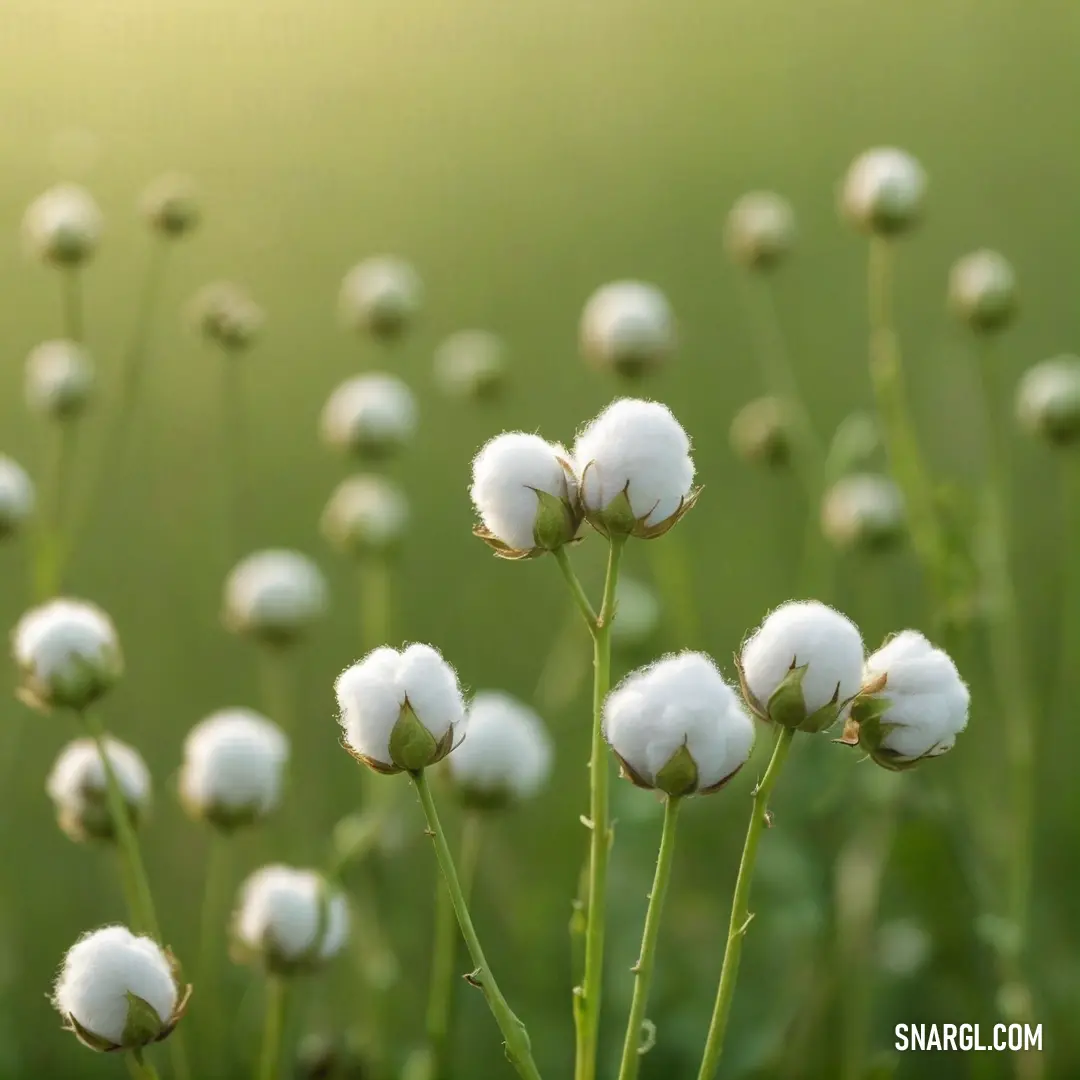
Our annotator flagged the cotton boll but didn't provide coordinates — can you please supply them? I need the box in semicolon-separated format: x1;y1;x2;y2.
190;282;264;351
603;651;755;796
1016;356;1080;447
739;600;865;732
140;173;200;238
339;256;422;342
0;455;34;539
841;148;926;237
730;396;792;468
336;643;466;774
320;374;417;461
948;249;1018;333
24;184;102;266
444;692;553;809
12;598;123;712
725;192;796;271
25;340;95;421
821;473;905;553
580;281;675;378
223;550;328;647
321;475;409;557
435;330;507;401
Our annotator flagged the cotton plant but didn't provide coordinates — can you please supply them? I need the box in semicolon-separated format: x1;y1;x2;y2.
320;373;418;463
579;281;676;379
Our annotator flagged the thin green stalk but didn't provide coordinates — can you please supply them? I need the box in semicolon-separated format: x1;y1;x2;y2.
220;350;248;564
197;830;231;1064
129;1047;161;1080
411;771;542;1080
359;554;392;651
258;646;295;737
62;267;84;343
1055;455;1080;720
554;546;599;629
33;421;78;600
616;795;682;1080
257;976;287;1080
696;725;795;1080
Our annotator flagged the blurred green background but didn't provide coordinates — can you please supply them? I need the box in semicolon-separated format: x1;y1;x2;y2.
2;0;1078;1077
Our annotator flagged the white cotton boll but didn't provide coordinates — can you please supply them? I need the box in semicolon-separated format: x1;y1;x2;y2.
339;256;423;342
821;473;905;554
611;576;661;649
140;173;200;238
1016;356;1080;447
603;651;755;797
223;550;328;646
841;148;926;237
336;643;466;774
740;600;865;732
725;191;796;271
12;598;123;712
52;925;182;1051
179;709;289;830
445;692;553;809
729;396;792;469
580;281;675;378
948;249;1018;333
572;398;696;539
189;281;264;351
0;455;35;539
469;432;579;556
852;630;969;769
25;340;95;421
320;373;417;461
321;474;409;557
23;184;102;266
435;330;508;401
233;865;349;975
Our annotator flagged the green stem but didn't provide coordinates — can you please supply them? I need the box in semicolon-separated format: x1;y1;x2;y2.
554;546;598;629
34;421;78;600
359;554;392;651
696;725;795;1080
411;772;542;1080
197;830;231;1065
1056;455;1080;716
257;976;287;1080
130;1047;161;1080
220;350;248;564
62;267;84;343
616;796;682;1080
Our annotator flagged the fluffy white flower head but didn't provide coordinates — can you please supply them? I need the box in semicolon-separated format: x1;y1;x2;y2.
580;281;675;377
852;630;969;769
26;340;95;421
821;473;905;553
179;709;289;829
24;184;102;266
0;455;34;539
948;249;1018;333
223;550;328;646
336;643;466;774
321;474;409;557
320;373;417;460
740;600;865;732
841;148;926;236
572;398;696;538
140;173;200;238
12;598;123;711
445;692;553;808
435;330;507;400
470;432;579;556
1016;355;1080;447
730;396;792;468
52;925;181;1050
234;865;349;974
725;191;796;270
190;282;263;351
339;256;422;341
604;652;755;796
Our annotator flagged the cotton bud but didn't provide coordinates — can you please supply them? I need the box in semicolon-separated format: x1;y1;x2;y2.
320;374;417;461
580;281;676;378
321;475;409;557
611;576;661;649
233;865;349;975
140;173;200;238
444;692;553;809
948;249;1018;333
223;550;329;647
821;473;905;553
604;652;755;797
435;330;507;401
841;148;926;237
52;926;188;1052
12;598;123;712
25;340;95;421
0;456;34;539
470;433;580;558
739;600;865;733
336;643;466;774
23;184;102;266
179;709;289;831
848;630;969;770
730;396;791;468
47;736;151;843
725;192;796;271
190;282;264;351
1016;356;1080;447
339;256;423;342
573;398;697;539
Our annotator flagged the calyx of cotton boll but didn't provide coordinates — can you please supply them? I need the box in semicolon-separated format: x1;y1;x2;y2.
320;373;417;461
1016;356;1080;447
232;865;349;975
821;473;905;553
339;256;423;342
47;736;151;843
948;249;1018;333
25;340;95;421
841;148;926;237
580;281;676;378
738;600;865;733
336;643;466;774
573;398;698;540
179;709;289;831
140;173;200;238
189;282;264;351
0;455;35;540
725;191;796;271
842;630;969;770
435;329;508;401
23;184;102;267
470;432;582;558
223;550;329;647
444;692;553;810
603;651;755;797
730;396;792;468
12;598;123;712
52;925;190;1052
321;474;409;558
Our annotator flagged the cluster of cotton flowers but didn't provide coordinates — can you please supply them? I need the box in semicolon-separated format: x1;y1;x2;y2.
725;191;796;271
52;926;189;1052
1016;355;1080;447
820;473;905;553
190;281;264;351
179;709;289;830
730;396;791;468
840;148;926;236
321;474;409;557
25;340;95;421
140;173;200;238
0;455;34;539
12;598;123;711
23;184;103;266
580;281;676;378
339;256;422;342
223;550;328;647
233;865;349;975
948;249;1018;333
320;374;418;460
435;329;507;401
